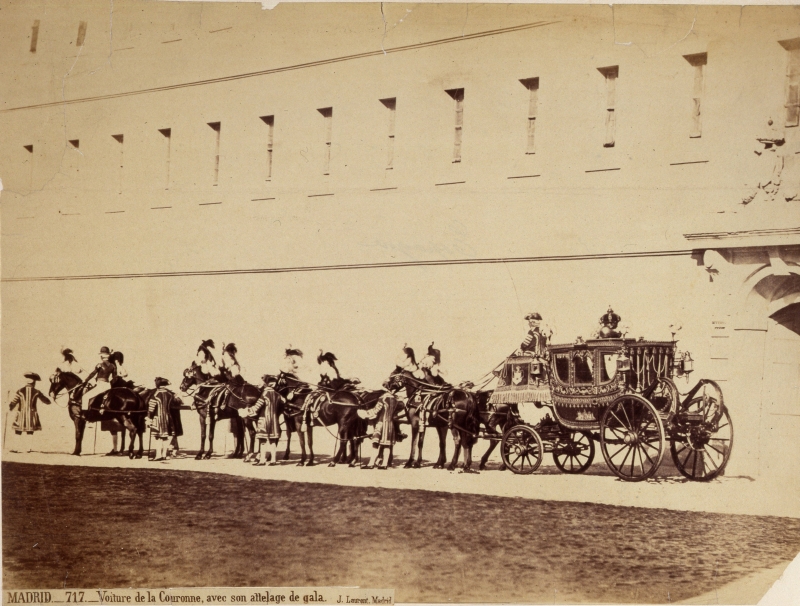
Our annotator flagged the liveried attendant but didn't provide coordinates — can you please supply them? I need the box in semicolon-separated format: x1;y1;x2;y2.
81;347;118;410
516;312;553;357
148;377;178;461
419;343;447;386
239;384;282;466
280;347;306;401
219;343;244;386
8;372;52;453
358;384;405;470
195;339;219;380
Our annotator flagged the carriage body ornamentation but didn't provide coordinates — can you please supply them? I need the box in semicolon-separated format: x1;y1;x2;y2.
490;355;551;405
548;339;676;430
499;334;734;482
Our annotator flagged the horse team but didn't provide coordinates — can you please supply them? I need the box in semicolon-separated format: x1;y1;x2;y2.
47;343;519;472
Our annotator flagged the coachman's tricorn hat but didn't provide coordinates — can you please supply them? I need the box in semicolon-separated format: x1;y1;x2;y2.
223;343;238;356
155;377;170;387
285;347;303;358
24;372;41;381
525;312;542;321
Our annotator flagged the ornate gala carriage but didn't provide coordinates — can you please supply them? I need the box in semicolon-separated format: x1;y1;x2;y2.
497;334;734;482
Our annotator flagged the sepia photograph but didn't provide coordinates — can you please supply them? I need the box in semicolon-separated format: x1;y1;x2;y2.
1;1;799;604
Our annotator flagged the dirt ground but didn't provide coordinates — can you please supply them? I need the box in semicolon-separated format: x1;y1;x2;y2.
4;462;800;604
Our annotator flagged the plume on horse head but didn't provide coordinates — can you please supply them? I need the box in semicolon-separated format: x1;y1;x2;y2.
110;350;124;365
317;350;340;378
61;348;78;365
197;339;216;364
222;343;238;365
427;342;441;365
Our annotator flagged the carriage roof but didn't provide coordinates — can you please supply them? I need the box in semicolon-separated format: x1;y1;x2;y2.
548;338;676;354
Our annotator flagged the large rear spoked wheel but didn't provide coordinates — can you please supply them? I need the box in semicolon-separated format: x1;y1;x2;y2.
552;430;595;474
501;425;544;475
670;381;733;481
600;395;666;481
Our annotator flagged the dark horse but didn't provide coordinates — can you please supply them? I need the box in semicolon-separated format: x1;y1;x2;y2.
474;391;519;471
386;367;450;469
386;370;485;473
48;369;149;458
444;386;484;473
259;372;311;463
292;375;382;467
180;362;261;459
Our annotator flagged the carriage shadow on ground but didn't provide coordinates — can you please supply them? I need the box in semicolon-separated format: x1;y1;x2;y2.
4;462;800;604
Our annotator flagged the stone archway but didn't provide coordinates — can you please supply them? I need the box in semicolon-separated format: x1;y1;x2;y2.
744;271;800;478
694;246;800;479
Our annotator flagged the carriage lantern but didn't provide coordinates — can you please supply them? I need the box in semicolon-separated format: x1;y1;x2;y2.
530;359;544;376
673;351;684;374
616;351;631;373
682;352;694;374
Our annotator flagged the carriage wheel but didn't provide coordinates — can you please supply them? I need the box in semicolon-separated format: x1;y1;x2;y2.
600;395;666;482
670;382;733;482
501;425;544;475
552;430;595;474
650;377;679;417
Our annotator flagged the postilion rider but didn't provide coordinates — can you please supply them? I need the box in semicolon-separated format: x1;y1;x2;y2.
80;346;118;410
417;343;449;427
8;372;52;453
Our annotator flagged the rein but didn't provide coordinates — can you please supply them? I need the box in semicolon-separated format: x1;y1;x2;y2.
51;379;87;409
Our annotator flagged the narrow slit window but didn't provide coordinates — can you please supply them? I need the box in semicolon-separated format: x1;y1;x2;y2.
445;88;464;163
158;128;171;189
208;122;221;186
30;20;40;53
68;139;80;178
111;134;124;194
76;21;87;47
24;145;34;190
779;39;800;127
683;53;707;138
318;107;333;175
597;66;619;148
380;98;396;170
260;116;274;180
519;78;539;154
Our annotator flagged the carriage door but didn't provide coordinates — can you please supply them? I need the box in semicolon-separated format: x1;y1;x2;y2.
759;303;800;478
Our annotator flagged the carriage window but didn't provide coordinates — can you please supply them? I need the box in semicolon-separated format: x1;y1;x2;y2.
600;353;618;383
573;354;594;384
554;355;570;384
